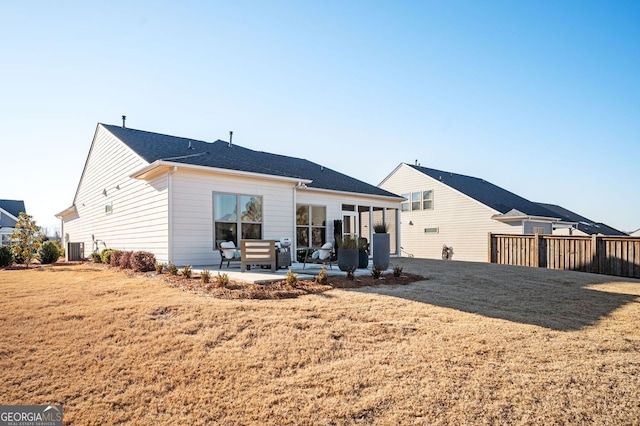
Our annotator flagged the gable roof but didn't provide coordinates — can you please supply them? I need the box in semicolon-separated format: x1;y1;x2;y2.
536;203;628;236
102;124;400;198
406;164;559;218
0;199;25;219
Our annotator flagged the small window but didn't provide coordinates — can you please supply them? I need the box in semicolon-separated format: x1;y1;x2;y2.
401;194;410;212
423;190;433;210
532;227;545;235
411;192;421;211
105;202;113;214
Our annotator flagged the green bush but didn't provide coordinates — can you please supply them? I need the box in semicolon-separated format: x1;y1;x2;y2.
315;265;328;285
38;241;60;264
90;252;102;263
285;268;298;286
181;265;192;278
371;265;384;279
101;248;114;264
167;263;178;276
214;272;229;288
392;265;403;277
0;246;14;267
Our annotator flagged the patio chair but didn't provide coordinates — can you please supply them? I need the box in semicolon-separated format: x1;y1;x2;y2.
218;240;241;268
302;242;336;269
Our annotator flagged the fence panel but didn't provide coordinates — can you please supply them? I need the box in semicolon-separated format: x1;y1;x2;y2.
489;234;640;279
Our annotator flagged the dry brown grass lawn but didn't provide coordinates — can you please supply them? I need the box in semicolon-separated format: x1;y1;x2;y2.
1;259;639;425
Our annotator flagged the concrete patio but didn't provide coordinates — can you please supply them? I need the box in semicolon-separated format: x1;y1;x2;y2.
191;261;382;284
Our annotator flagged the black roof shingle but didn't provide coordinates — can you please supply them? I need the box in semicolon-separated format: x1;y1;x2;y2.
536;203;628;236
407;164;559;218
103;124;399;198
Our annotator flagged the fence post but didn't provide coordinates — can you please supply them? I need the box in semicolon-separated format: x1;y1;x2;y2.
591;234;599;274
488;233;493;263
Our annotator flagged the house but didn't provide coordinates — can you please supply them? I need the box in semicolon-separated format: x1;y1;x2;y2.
628;229;640;237
379;163;572;262
0;199;26;246
536;203;628;237
56;123;403;265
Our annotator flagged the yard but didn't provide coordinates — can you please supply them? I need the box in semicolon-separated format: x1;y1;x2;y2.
1;258;639;425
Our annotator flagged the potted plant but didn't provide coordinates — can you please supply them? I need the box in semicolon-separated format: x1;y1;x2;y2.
337;236;359;272
372;222;390;270
358;237;369;268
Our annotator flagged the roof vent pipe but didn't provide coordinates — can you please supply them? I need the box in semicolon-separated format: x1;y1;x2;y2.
229;131;233;147
122;115;126;128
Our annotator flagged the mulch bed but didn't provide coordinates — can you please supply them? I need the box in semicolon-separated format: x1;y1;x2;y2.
159;271;427;300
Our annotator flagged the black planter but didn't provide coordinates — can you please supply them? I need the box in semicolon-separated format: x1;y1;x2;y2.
372;233;390;270
338;248;359;272
358;251;369;268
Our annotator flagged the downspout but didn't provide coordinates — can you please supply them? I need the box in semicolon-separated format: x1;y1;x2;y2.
167;166;177;263
292;184;297;262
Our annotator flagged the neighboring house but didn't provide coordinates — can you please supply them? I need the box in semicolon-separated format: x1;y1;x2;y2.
0;199;26;246
536;203;628;237
379;163;571;262
56;123;403;265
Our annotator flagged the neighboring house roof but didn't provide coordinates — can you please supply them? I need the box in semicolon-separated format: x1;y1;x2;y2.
0;199;25;227
536;203;628;236
406;164;559;218
103;124;400;198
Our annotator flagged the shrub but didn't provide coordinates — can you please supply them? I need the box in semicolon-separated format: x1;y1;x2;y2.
0;245;14;267
131;251;156;272
214;272;229;288
285;268;298;286
393;265;403;277
316;265;328;285
371;265;384;279
167;263;178;276
155;262;164;274
346;267;355;280
101;248;114;264
200;269;211;284
181;265;192;278
110;250;123;267
90;252;102;263
38;241;60;264
118;251;133;269
373;222;389;233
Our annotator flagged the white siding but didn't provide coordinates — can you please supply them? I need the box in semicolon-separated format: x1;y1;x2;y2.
170;169;296;266
380;164;517;262
62;125;169;261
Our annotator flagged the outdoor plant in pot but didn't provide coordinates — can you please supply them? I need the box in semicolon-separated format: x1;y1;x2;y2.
337;236;359;272
372;222;390;270
358;237;369;269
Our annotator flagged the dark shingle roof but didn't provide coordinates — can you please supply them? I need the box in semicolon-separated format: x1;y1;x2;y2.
407;164;559;218
536;203;628;236
103;124;399;198
0;199;26;218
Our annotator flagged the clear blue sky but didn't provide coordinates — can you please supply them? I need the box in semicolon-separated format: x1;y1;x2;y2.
1;1;638;233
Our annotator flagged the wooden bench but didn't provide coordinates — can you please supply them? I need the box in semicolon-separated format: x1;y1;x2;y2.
241;240;276;272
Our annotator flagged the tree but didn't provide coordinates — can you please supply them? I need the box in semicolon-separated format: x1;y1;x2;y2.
10;212;43;268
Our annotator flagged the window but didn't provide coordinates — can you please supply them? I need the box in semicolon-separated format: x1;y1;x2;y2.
105;202;113;214
532;227;546;235
401;194;410;212
213;193;263;246
411;192;421;211
296;204;326;248
422;190;433;210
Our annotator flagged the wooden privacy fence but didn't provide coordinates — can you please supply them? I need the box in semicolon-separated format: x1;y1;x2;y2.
489;233;640;279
